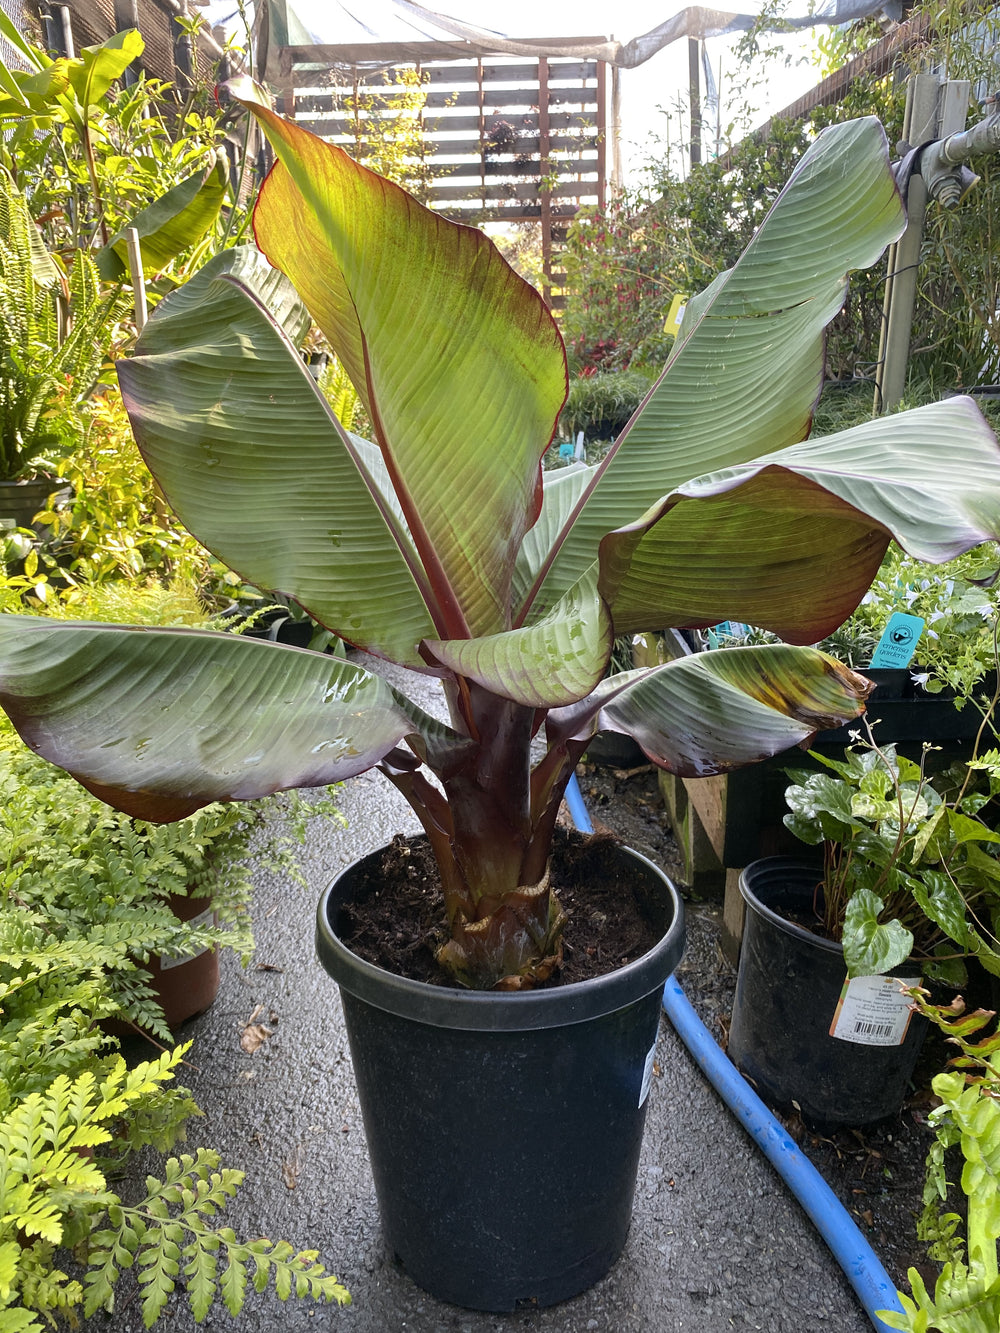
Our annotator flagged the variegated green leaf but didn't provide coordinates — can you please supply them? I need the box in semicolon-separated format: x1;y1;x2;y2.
547;644;871;775
843;888;914;975
0;618;422;820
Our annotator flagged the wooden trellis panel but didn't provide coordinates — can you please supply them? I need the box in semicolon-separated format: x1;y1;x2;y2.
275;42;608;307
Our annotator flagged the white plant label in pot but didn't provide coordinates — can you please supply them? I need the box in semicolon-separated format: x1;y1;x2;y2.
159;906;215;971
638;1042;657;1107
829;974;920;1046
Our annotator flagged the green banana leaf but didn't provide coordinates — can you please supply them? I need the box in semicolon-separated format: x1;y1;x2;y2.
64;31;144;112
0;619;427;821
0;97;999;839
97;158;229;280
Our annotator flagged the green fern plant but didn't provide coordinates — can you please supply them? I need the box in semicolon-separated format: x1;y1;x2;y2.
1;832;351;1328
0;167;125;483
880;991;1000;1331
0;717;342;1041
0;1045;350;1330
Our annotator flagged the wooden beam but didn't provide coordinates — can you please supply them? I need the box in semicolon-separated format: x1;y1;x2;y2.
288;85;598;111
281;39;609;66
293;110;598;135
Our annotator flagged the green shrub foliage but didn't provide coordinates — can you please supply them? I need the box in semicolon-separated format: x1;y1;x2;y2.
564;0;1000;393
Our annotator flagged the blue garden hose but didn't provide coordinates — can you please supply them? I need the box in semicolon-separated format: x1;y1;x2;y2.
564;771;907;1333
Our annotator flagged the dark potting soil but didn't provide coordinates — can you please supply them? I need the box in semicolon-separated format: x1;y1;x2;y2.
338;824;664;988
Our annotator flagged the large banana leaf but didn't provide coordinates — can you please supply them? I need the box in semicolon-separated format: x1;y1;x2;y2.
0;619;431;821
598;397;1000;642
520;117;908;617
227;78;567;643
425;565;613;708
97;158;229;280
0;619;871;823
547;646;872;775
117;248;439;668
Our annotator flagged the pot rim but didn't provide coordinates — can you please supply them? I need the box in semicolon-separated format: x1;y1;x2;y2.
316;839;685;1032
738;857;845;957
739;857;925;979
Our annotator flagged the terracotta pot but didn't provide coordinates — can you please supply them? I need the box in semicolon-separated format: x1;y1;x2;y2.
149;892;220;1027
104;892;220;1038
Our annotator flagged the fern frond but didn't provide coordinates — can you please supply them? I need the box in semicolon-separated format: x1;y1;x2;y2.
0;1303;44;1332
86;1150;350;1325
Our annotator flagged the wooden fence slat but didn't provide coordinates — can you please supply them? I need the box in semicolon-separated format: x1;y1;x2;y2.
284;43;608;317
420;60;599;84
293;115;600;138
289;131;597;156
428;157;599;179
291;87;598;111
283;38;609;65
428;179;600;201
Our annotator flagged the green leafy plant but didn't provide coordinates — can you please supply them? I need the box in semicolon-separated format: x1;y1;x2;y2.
880;990;1000;1331
0;1034;350;1330
27;386;216;597
0;168;123;483
0;18;233;270
559;369;655;443
820;542;1000;695
0;662;348;1329
0;710;342;1040
783;731;1000;982
1;100;1000;991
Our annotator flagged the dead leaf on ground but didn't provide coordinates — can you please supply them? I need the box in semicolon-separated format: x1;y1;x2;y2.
240;1003;276;1054
255;962;284;973
282;1143;304;1190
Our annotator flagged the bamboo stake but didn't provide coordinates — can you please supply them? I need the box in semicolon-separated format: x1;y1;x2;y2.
125;227;147;331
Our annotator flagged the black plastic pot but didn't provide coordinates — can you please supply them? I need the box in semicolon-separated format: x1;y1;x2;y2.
584;730;646;768
214;604;335;651
315;837;685;1311
728;858;926;1128
0;477;68;531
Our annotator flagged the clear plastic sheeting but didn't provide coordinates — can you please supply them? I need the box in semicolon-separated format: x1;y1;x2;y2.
275;0;903;67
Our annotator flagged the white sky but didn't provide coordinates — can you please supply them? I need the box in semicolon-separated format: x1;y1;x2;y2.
210;1;829;184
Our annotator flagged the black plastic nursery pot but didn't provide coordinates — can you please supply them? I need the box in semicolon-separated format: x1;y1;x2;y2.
0;477;69;537
728;858;926;1129
315;837;685;1312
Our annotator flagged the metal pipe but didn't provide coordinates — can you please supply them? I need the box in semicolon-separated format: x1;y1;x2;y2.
920;112;1000;206
874;73;940;414
58;3;75;59
172;0;194;97
688;37;701;168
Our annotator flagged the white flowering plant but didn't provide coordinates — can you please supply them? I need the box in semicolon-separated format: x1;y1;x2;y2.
817;544;1000;704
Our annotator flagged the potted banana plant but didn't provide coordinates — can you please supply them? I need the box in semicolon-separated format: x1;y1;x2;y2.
1;86;1000;1309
